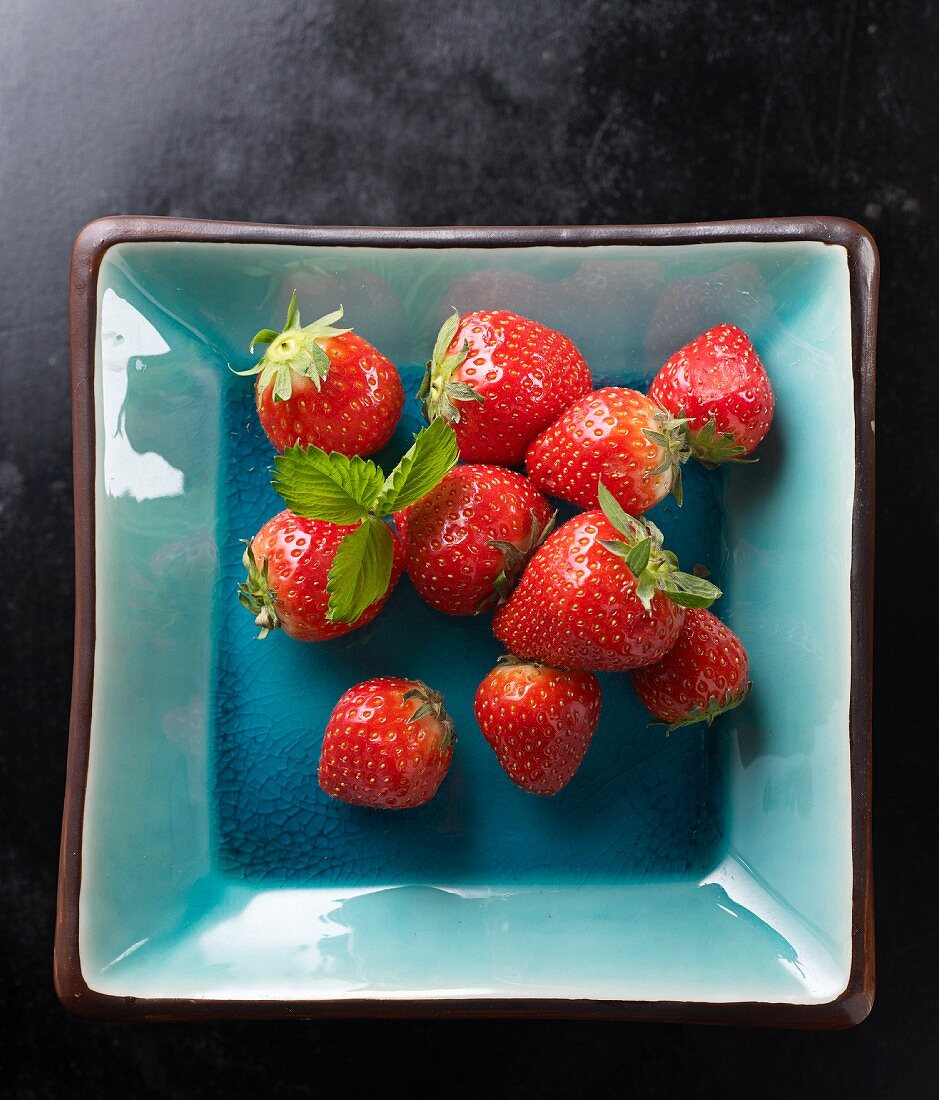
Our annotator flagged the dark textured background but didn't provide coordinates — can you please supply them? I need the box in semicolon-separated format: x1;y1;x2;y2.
2;0;936;1095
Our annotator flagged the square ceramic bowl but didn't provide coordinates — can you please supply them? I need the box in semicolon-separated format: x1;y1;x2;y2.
57;218;876;1025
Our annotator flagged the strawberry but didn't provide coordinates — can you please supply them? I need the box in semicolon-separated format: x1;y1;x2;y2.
474;658;601;795
632;608;751;731
394;464;554;615
318;677;455;809
236;292;404;457
238;510;405;641
526;386;690;513
648;323;774;464
491;482;721;672
240;420;458;637
419;309;593;466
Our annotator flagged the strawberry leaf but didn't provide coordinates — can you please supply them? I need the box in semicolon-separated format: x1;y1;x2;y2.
373;419;459;515
272;445;384;523
326;517;395;624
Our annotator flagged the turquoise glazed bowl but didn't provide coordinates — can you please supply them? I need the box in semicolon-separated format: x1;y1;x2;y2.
57;218;876;1025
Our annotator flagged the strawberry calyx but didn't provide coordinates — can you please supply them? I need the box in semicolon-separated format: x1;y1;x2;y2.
402;682;457;749
657;681;753;734
596;479;722;612
643;410;692;506
496;653;563;673
686;415;757;469
233;290;351;403
237;540;281;639
417;310;483;424
479;510;558;612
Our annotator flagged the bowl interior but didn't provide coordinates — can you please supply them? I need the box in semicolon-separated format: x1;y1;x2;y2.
79;236;855;1004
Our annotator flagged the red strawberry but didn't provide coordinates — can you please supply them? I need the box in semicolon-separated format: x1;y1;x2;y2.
474;658;602;795
419;309;593;466
648;323;774;463
632;608;751;731
526;386;690;513
491;483;721;672
238;510;404;641
394;464;554;616
238;293;404;457
318;678;455;809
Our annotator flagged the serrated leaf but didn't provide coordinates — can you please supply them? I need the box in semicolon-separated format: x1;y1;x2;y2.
326;517;394;624
373;419;459;515
272;445;384;523
625;537;652;577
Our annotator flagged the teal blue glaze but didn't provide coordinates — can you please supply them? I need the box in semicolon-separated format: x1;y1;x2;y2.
80;240;854;1004
213;363;723;886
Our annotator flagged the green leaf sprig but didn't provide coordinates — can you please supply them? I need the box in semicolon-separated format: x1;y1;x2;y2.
232;291;351;402
271;418;459;624
596;479;722;612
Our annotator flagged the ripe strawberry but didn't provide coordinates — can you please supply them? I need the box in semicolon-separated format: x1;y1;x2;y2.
238;510;404;641
648;323;774;464
419;309;593;466
394;464;554;616
474;658;602;795
491;483;721;672
632;608;751;731
237;292;404;457
318;678;455;809
526;386;690;513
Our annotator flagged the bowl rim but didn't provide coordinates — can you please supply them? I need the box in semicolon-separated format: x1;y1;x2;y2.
56;215;876;1027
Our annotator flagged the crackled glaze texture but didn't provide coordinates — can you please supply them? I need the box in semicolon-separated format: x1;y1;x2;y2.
79;239;854;1007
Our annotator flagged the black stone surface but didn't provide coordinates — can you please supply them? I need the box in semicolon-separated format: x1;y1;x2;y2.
1;0;936;1095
